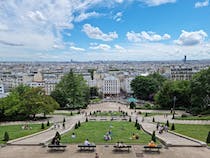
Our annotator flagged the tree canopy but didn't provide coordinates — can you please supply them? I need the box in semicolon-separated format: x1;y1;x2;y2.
0;84;59;120
51;70;90;109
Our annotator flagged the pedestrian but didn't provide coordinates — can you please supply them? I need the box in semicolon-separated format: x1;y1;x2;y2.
95;152;99;158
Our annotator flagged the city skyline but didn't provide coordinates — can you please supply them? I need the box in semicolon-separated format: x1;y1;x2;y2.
0;0;210;61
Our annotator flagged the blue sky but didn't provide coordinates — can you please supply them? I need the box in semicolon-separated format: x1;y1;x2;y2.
0;0;210;61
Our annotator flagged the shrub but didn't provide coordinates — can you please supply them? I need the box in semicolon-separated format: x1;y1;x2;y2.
70;111;73;116
172;113;175;119
129;117;131;122
77;111;80;114
152;117;155;122
145;113;148;117
78;121;81;127
86;117;88;122
166;120;169;127
151;131;156;142
3;131;9;141
181;114;188;118
144;103;151;109
171;123;175;130
63;117;66;123
130;102;136;109
138;111;142;114
135;119;138;127
55;131;61;140
47;120;50;126
75;123;78;129
206;131;210;143
41;123;45;129
136;123;141;130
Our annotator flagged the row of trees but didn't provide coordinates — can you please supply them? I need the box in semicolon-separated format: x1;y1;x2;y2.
0;85;59;120
131;68;210;114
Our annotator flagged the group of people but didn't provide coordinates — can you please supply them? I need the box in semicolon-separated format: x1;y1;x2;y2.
104;130;112;141
115;141;127;147
131;133;139;140
21;124;32;130
156;122;168;134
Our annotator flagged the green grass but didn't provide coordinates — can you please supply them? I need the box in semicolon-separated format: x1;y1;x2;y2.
175;115;210;120
142;112;170;117
61;121;153;144
53;112;77;116
0;123;51;144
93;111;123;117
171;124;210;146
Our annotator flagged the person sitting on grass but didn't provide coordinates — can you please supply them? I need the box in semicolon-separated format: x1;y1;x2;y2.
148;140;156;147
71;132;76;138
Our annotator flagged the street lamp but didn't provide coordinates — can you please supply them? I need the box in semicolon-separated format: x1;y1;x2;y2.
173;96;176;114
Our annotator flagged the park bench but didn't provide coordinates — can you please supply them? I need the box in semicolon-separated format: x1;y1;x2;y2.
113;145;132;152
121;118;127;121
89;118;96;121
78;145;96;151
100;118;107;121
144;145;162;152
48;144;67;151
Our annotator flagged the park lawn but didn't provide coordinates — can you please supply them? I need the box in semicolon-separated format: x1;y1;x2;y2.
175;115;210;120
172;124;210;145
61;121;152;144
53;112;77;116
0;123;50;144
94;111;123;117
142;112;171;117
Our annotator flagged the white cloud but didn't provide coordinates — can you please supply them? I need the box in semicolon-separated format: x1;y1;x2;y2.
126;31;171;42
174;30;208;46
138;0;176;6
74;11;101;22
27;11;47;21
195;0;209;8
90;44;111;50
82;24;118;41
0;23;9;31
113;12;123;22
70;46;85;51
114;44;126;52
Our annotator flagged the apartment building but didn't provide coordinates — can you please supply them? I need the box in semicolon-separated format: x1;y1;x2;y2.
102;76;120;97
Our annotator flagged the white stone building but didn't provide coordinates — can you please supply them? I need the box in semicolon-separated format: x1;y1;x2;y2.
102;76;120;97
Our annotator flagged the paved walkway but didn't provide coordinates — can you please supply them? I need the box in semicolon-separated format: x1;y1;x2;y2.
8;115;84;145
3;102;209;147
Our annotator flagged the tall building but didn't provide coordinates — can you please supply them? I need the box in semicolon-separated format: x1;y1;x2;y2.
102;76;120;97
170;66;195;80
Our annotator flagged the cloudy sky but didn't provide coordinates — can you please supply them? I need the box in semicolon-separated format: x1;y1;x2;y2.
0;0;210;61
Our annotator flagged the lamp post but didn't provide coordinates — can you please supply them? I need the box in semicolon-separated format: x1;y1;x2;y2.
173;96;176;114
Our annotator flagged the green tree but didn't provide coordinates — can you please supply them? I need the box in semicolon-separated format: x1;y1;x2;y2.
3;131;9;141
154;80;191;109
190;68;210;114
51;70;90;109
131;76;159;100
90;87;99;98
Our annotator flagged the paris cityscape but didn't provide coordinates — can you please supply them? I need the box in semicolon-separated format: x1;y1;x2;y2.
0;0;210;158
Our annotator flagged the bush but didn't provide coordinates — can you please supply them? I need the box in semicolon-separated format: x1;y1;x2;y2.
47;120;50;126
138;111;142;114
172;113;175;119
145;113;148;117
206;131;210;143
86;117;88;122
70;111;73;116
181;114;188;118
166;120;169;127
41;123;45;129
78;121;81;127
75;123;78;129
151;131;156;142
135;119;138;127
63;117;66;123
152;117;155;122
130;102;136;109
144;103;152;109
136;123;141;130
171;123;175;130
55;131;61;140
3;131;9;141
129;117;131;122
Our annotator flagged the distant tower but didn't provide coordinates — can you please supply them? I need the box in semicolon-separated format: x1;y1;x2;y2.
183;55;186;63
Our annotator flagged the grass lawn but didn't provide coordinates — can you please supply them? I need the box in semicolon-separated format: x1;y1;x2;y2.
93;111;123;117
175;115;210;120
0;123;51;144
53;112;77;116
61;121;153;144
171;124;210;146
142;112;171;117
